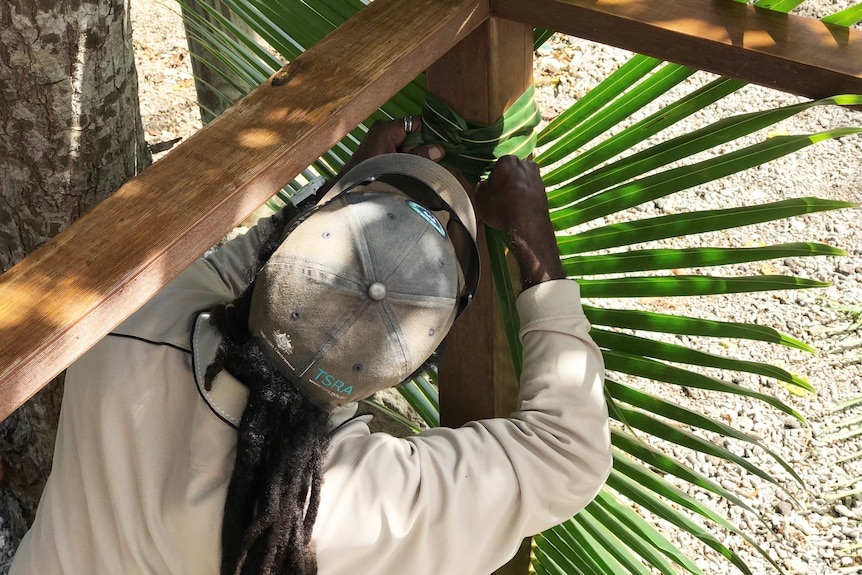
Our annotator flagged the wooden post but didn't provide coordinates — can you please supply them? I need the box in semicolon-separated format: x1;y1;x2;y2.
427;16;533;424
425;16;534;575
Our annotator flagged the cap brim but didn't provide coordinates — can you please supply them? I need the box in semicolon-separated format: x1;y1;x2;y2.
321;154;477;242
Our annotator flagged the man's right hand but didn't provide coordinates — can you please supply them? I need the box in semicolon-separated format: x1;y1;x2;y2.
475;156;565;290
314;117;445;203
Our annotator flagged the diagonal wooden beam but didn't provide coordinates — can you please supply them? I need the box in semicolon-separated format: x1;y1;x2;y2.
0;0;488;421
494;0;862;101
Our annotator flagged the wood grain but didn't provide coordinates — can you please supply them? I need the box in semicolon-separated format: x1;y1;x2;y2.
428;17;533;426
0;0;488;421
494;0;862;100
426;17;535;573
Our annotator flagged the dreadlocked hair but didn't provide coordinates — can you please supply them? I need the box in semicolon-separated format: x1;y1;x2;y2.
206;203;333;575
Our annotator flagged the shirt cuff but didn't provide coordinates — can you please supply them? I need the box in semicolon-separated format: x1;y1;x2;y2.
516;279;584;326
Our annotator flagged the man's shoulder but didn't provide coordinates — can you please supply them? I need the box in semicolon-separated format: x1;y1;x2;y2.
112;258;232;349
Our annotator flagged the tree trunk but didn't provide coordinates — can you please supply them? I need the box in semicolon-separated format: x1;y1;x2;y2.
0;0;149;567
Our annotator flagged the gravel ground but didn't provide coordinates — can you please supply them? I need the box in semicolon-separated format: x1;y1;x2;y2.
530;15;862;573
536;62;862;570
11;1;860;574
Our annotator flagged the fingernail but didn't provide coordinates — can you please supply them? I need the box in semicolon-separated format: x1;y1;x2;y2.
428;146;443;161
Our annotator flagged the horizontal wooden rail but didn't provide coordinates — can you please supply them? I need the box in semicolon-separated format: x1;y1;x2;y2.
494;0;862;101
0;0;487;421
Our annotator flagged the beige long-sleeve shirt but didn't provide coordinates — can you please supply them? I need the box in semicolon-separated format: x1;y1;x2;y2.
11;218;610;575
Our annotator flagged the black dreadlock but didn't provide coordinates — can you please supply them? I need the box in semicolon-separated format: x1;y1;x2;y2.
206;204;332;575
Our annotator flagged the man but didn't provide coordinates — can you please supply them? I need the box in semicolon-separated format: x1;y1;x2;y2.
11;117;611;575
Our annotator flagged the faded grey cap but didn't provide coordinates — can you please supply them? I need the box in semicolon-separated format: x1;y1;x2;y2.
248;155;477;409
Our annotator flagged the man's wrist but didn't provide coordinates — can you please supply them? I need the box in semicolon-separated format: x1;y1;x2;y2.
508;227;565;290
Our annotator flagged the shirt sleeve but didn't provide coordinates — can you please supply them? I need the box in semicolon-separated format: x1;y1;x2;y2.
199;214;281;299
314;279;611;575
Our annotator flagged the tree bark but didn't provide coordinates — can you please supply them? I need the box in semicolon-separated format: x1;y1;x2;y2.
0;0;149;566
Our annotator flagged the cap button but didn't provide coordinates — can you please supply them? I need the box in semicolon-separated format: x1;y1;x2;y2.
367;282;387;301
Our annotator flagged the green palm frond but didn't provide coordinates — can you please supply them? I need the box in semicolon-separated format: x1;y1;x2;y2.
183;0;862;573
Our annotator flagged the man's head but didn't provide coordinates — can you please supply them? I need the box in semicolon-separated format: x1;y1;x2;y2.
248;154;478;410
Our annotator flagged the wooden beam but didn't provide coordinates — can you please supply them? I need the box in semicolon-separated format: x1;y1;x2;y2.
0;0;488;422
426;16;534;575
428;16;533;425
494;0;862;101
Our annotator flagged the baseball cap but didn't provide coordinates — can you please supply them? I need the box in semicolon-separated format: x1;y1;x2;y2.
248;154;479;410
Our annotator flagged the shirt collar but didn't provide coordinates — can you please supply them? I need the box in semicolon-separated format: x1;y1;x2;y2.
191;312;358;430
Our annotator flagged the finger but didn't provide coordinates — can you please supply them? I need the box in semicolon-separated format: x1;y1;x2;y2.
405;143;444;162
402;115;423;135
395;115;422;146
385;118;412;148
412;115;423;134
368;118;413;150
475;178;487;198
